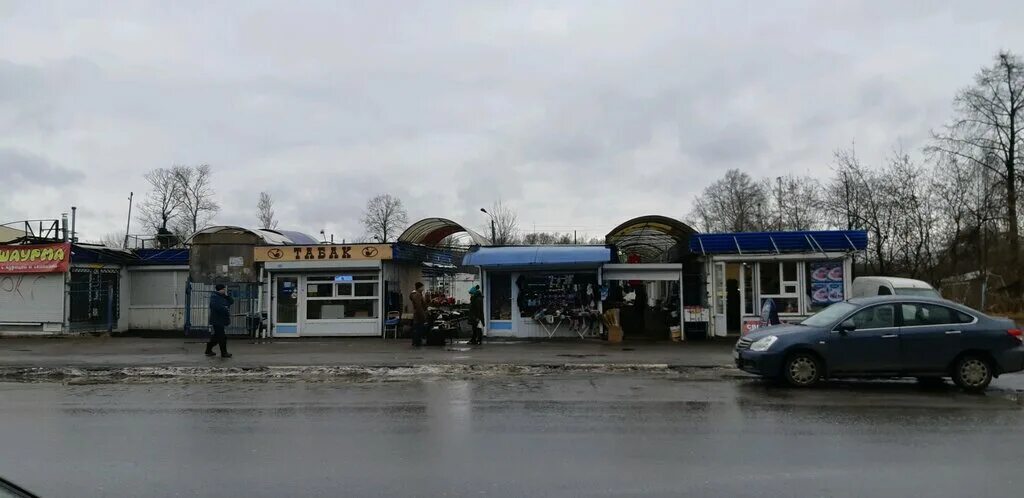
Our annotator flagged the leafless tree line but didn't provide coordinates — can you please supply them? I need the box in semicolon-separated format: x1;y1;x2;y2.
687;51;1024;306
689;169;825;233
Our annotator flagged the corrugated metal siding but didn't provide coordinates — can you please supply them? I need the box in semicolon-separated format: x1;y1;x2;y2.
0;273;64;323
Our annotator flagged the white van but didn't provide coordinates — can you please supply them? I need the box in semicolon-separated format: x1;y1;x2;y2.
851;276;941;299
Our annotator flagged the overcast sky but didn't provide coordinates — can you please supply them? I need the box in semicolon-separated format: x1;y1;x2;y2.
2;1;1024;243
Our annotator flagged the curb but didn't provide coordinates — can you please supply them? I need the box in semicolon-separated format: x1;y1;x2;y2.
0;363;742;382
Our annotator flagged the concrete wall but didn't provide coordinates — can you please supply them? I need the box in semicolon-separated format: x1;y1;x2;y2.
450;273;480;304
1;265;189;335
125;266;188;331
392;262;423;314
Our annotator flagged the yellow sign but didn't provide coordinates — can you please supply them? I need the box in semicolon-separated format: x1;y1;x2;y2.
254;244;392;263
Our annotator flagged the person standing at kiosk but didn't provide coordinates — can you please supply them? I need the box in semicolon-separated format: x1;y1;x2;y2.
410;282;428;347
468;285;484;345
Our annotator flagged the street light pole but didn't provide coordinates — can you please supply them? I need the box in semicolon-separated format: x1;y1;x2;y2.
480;208;496;245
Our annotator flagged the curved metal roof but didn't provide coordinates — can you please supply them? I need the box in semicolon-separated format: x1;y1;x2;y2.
398;217;491;246
605;215;698;263
262;229;320;245
185;226;317;245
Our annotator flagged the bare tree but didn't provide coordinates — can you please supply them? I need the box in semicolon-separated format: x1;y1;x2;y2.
688;169;768;232
821;145;940;277
763;175;823;231
485;200;519;245
523;232;556;244
521;231;603;245
257;191;278;230
361;194;408;242
98;231;124;249
172;164;220;236
137;168;181;235
887;150;939;279
823;146;897;274
929;51;1024;289
933;155;1006;279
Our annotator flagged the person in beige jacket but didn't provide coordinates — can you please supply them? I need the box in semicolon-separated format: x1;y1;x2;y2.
410;282;428;347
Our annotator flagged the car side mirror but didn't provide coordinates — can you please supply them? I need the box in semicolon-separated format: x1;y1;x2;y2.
838;320;856;334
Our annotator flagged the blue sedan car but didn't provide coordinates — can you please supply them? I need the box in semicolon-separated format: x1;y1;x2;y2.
735;296;1024;392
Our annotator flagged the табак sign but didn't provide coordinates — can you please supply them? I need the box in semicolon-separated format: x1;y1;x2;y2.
253;244;392;263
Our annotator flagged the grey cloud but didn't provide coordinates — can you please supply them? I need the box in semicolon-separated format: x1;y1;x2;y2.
685;123;771;166
0;57;106;134
3;1;1024;240
0;148;84;187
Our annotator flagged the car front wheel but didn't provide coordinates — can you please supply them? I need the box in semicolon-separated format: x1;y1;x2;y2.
783;352;822;388
952;355;993;393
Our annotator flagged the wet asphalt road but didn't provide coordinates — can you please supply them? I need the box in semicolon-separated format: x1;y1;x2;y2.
0;374;1022;498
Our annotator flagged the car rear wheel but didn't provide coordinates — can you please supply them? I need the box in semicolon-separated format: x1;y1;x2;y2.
783;352;822;388
952;355;993;393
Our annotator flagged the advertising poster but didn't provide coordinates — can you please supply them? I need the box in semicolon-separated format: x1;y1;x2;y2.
810;262;844;304
0;243;71;274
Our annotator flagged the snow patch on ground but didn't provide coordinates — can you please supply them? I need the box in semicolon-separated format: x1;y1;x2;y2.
0;363;697;383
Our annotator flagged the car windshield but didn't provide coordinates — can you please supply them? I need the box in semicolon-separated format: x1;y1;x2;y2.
894;287;941;298
800;302;858;328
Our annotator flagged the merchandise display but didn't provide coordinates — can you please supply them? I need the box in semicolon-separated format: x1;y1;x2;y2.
516;273;601;337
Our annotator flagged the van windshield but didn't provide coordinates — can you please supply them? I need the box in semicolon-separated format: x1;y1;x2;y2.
894;288;941;298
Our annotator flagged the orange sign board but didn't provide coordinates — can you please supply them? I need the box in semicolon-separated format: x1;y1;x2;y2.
0;242;71;274
254;244;392;263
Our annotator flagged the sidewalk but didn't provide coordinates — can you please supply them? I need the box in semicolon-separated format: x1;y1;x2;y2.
0;336;736;370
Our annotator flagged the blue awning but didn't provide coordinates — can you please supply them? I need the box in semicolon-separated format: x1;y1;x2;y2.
689;230;867;255
462;245;613;268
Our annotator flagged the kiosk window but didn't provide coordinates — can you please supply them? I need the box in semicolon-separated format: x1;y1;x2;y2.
489;273;512;320
307;299;377;319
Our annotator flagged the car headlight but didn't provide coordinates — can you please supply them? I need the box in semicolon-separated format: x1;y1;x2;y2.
750;335;778;352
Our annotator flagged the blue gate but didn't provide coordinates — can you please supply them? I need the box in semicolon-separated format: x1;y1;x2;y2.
184;280;261;337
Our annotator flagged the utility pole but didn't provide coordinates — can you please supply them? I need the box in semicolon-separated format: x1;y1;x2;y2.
123;192;133;249
776;176;783;231
481;208;496;245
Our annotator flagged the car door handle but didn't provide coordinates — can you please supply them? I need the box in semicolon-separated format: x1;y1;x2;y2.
944;330;962;335
881;334;898;339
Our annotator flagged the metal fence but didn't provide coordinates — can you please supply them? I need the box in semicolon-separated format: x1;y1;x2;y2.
184;281;261;337
69;268;120;332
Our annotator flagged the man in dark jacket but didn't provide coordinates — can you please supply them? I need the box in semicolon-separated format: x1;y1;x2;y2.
206;284;234;358
410;282;427;347
467;285;484;345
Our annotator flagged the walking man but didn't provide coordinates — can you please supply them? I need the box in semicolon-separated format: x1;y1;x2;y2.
206;284;234;358
410;282;427;347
